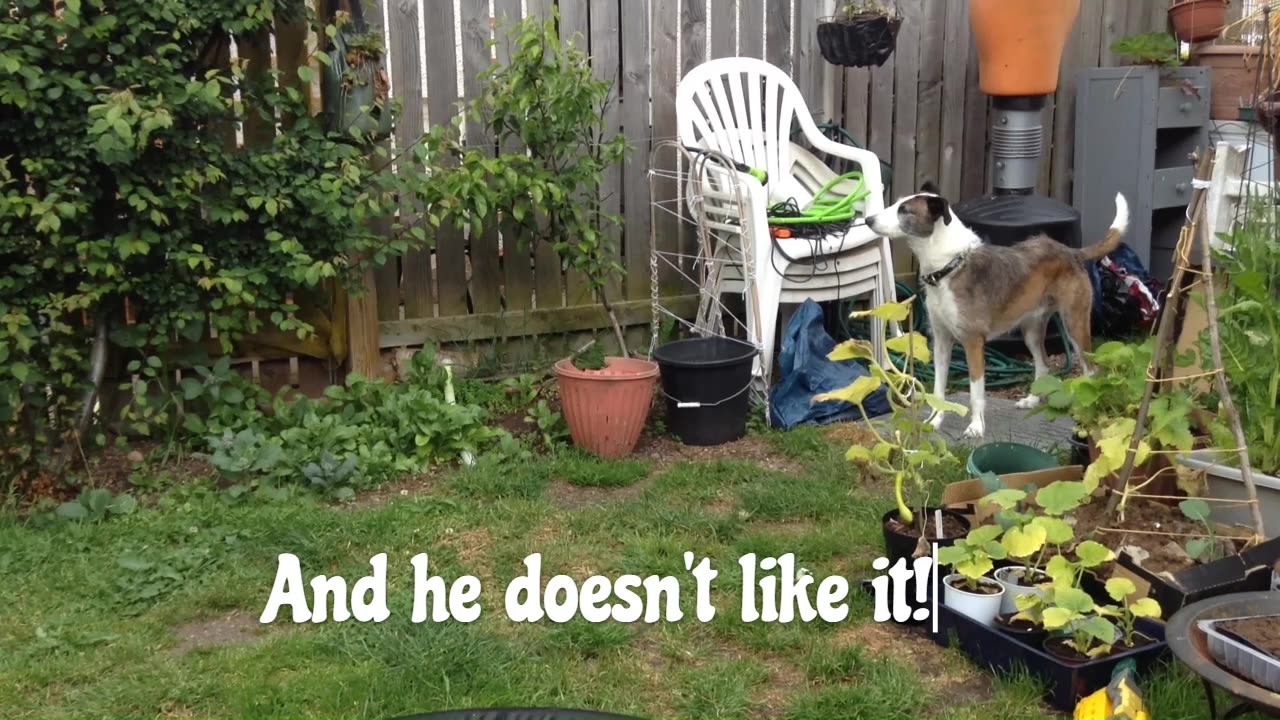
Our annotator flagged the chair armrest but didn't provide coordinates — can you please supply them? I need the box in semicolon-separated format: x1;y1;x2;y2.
795;114;886;213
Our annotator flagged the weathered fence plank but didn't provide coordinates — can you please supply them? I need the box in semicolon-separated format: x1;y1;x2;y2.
890;0;921;198
651;0;680;293
388;0;431;320
914;0;945;189
765;0;791;74
938;0;969;199
620;0;652;301
422;0;468;317
459;0;503;315
559;0;595;306
592;0;623;302
495;0;533;313
710;0;736;59
739;0;764;59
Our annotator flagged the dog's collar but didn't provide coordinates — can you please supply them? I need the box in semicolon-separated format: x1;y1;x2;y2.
921;254;967;287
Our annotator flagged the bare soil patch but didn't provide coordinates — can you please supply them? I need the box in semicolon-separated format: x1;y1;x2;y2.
169;611;267;658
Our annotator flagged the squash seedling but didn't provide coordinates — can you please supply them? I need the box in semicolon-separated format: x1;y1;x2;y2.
937;525;1008;591
1102;577;1162;648
1179;498;1227;562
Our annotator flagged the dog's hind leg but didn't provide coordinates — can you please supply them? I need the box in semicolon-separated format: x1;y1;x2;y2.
962;337;986;439
1061;291;1095;376
928;325;954;431
1015;312;1051;410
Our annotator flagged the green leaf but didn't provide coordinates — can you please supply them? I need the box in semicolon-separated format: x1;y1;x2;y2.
296;66;315;84
1185;537;1212;559
885;332;931;363
1030;516;1074;545
966;524;1004;545
1054;587;1096;613
180;378;203;400
850;297;913;323
1074;540;1115;568
1105;577;1137;602
981;488;1027;510
827;339;875;362
1129;597;1162;618
55;502;88;520
844;445;874;462
813;375;882;406
11;363;30;383
1080;615;1118;644
1002;524;1047;558
924;393;968;416
1179;498;1212;523
109;494;137;515
1042;607;1074;629
1034;480;1090;515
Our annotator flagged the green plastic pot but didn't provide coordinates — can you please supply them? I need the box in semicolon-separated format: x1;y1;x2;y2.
966;442;1058;478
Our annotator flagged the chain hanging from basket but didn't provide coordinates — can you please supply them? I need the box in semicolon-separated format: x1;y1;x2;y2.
816;0;903;68
320;0;393;142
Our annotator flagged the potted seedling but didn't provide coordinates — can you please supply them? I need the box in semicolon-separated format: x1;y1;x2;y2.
1101;577;1163;651
823;298;970;620
419;13;651;459
937;525;1007;627
1110;32;1184;68
983;479;1090;615
816;0;902;68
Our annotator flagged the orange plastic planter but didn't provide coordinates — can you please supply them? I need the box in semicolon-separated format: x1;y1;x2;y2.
554;356;658;459
969;0;1081;96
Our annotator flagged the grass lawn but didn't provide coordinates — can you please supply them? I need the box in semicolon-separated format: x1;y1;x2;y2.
0;425;1255;719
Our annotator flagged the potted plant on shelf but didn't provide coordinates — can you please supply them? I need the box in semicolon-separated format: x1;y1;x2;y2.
1110;32;1183;68
822;297;970;618
417;12;650;459
1169;0;1228;44
937;525;1007;627
816;1;902;68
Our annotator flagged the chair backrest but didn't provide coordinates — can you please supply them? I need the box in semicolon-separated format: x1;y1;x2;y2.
676;58;807;197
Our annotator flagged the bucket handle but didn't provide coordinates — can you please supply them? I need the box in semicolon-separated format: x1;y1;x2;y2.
658;377;754;408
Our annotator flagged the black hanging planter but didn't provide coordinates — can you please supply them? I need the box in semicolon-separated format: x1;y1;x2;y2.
816;14;902;68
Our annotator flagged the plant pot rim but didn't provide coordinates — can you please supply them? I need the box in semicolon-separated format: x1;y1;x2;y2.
819;13;902;24
553;356;659;382
994;566;1050;582
881;507;970;537
943;573;1005;597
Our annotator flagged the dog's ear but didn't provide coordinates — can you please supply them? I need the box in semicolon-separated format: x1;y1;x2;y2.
925;195;952;226
920;180;941;195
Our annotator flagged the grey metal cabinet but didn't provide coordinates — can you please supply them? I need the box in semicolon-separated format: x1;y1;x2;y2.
1073;66;1210;281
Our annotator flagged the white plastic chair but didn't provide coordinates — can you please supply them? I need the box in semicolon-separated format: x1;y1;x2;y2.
676;57;897;382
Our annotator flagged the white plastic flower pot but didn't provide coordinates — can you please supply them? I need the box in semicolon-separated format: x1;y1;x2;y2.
994;566;1048;615
943;574;1005;627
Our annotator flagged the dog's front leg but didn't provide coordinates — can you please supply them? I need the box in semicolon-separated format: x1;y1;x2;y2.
928;327;953;431
962;338;986;439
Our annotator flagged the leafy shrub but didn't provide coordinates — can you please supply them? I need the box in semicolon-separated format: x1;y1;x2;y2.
0;0;432;491
54;487;137;522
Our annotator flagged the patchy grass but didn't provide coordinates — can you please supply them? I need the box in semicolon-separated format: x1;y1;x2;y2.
0;428;1258;719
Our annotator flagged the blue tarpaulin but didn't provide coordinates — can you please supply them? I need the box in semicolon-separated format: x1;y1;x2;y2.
768;299;891;429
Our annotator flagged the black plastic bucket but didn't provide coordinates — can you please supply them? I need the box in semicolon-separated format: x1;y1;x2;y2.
652;337;759;446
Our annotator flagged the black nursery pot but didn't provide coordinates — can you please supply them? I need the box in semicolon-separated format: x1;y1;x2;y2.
1066;433;1090;468
994;612;1048;647
816;15;902;68
930;603;1169;711
881;508;970;624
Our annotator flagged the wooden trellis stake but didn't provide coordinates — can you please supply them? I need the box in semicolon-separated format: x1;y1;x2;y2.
1104;147;1268;540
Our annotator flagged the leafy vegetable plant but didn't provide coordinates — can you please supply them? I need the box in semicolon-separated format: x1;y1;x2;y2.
55;488;137;523
937;525;1007;591
1179;498;1227;562
1102;577;1162;647
822;297;966;527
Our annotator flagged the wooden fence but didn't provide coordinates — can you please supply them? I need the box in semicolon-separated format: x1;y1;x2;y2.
232;0;1183;381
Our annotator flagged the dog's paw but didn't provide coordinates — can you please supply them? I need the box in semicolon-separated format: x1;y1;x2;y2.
1015;395;1042;410
963;420;985;439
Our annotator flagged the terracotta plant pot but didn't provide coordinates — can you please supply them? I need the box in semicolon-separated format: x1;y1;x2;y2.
1190;45;1259;120
1169;0;1228;43
554;356;658;459
969;0;1080;96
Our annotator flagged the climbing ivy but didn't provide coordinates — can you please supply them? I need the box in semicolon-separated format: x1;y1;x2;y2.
0;0;429;491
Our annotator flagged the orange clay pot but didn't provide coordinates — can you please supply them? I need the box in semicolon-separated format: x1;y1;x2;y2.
969;0;1081;96
554;356;658;459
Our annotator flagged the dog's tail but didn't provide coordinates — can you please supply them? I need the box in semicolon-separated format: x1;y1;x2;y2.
1077;193;1129;261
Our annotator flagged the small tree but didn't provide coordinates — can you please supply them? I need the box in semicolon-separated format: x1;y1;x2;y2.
416;11;631;352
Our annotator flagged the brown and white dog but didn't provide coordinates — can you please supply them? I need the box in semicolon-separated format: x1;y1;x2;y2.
865;183;1128;438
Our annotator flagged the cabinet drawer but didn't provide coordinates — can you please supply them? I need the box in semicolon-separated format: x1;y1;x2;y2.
1152;166;1195;209
1157;85;1209;128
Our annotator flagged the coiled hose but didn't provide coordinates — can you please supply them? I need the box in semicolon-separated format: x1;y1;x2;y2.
842;282;1074;389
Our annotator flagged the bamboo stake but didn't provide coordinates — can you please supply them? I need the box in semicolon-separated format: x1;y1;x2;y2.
1105;151;1215;517
1198;196;1268;539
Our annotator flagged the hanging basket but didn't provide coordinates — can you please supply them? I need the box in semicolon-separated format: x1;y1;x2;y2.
816;14;902;68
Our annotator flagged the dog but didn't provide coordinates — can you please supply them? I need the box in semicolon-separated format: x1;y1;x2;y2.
865;183;1128;439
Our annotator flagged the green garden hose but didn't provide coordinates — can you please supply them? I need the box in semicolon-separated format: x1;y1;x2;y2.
843;282;1075;389
766;171;870;225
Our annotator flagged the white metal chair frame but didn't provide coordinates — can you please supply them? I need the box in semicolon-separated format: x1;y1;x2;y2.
676;57;898;382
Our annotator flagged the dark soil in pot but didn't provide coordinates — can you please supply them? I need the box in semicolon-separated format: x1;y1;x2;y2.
1218;616;1280;660
883;509;968;546
945;576;1002;595
1002;568;1049;587
995;612;1047;644
1043;633;1157;664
